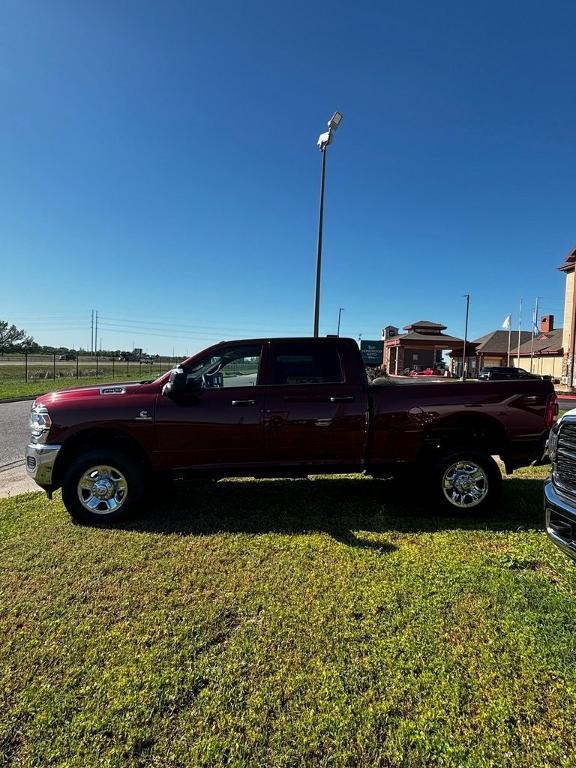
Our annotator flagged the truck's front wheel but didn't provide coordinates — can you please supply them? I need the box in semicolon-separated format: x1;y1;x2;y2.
62;449;145;524
430;449;501;512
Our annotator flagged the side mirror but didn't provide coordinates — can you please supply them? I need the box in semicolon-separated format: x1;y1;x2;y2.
162;368;188;397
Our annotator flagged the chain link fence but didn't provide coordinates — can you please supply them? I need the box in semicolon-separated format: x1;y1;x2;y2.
0;353;179;385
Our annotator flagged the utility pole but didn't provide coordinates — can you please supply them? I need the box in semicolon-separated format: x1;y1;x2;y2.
95;311;99;356
90;310;94;355
462;294;470;381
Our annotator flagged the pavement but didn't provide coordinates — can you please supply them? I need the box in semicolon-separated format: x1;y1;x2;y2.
557;395;576;411
0;400;37;498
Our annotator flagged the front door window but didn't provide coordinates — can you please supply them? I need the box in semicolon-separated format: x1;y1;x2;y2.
186;344;262;389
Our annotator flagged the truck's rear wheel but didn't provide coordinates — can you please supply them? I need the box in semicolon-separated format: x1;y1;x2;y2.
430;449;501;512
62;449;145;524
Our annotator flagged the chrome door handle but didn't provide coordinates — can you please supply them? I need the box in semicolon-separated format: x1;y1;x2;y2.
231;399;256;406
329;396;355;403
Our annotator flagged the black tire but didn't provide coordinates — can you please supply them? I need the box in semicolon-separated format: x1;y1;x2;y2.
428;448;502;512
61;449;145;525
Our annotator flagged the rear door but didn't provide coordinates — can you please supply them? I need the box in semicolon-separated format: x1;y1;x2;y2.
263;340;367;468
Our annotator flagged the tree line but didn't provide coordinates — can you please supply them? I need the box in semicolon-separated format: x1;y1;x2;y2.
0;320;155;357
0;320;34;352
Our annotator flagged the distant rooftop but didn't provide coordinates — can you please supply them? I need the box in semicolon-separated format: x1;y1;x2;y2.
514;327;563;356
384;320;464;347
402;320;447;332
558;246;576;273
473;330;532;355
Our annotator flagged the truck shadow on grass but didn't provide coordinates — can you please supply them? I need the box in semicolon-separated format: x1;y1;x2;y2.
112;475;547;548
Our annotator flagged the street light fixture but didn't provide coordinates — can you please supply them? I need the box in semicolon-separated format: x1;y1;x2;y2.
313;111;343;337
328;112;343;131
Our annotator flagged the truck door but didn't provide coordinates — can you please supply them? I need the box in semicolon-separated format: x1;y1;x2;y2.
154;343;266;471
263;340;367;468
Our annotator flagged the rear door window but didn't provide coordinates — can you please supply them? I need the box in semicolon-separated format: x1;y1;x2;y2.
271;342;344;385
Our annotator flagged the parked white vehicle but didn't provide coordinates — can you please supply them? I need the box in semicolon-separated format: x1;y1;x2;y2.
545;408;576;560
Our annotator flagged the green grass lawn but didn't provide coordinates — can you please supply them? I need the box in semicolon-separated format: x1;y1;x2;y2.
2;467;576;767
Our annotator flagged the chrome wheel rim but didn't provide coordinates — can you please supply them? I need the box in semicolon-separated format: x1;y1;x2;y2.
442;460;488;509
77;465;128;515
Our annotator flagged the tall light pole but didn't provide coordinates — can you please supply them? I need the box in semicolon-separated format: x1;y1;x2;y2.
462;294;470;381
313;111;343;337
337;307;344;336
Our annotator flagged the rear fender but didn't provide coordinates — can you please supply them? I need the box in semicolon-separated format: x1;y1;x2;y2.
421;414;507;460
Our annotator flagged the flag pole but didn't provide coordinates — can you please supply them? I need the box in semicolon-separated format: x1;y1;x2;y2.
462;294;470;381
530;297;539;373
507;319;511;366
517;298;522;368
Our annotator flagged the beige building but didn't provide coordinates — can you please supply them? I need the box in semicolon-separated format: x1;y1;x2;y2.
513;315;563;381
510;245;576;386
559;246;576;387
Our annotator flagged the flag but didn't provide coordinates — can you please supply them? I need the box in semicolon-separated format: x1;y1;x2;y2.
502;314;511;330
532;308;539;336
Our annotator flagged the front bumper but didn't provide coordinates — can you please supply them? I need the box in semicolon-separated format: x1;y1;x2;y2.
544;479;576;561
25;443;61;487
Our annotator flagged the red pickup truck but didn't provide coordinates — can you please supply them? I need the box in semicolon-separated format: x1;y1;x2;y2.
25;337;556;524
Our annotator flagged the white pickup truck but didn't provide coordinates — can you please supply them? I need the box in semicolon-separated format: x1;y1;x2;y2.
545;408;576;559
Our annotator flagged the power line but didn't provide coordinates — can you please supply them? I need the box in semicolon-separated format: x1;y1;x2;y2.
98;322;310;341
98;324;262;343
7;314;87;320
99;314;308;334
98;319;308;339
8;311;313;337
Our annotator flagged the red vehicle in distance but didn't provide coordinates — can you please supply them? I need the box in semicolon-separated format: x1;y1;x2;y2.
409;366;442;376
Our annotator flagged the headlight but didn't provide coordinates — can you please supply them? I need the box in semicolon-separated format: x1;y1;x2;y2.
548;421;560;462
29;405;52;442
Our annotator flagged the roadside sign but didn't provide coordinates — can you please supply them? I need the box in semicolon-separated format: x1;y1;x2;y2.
360;340;383;366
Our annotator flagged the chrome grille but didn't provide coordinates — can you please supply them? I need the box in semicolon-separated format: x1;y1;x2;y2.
554;422;576;495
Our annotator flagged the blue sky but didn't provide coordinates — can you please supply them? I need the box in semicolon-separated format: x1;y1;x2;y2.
1;0;574;355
